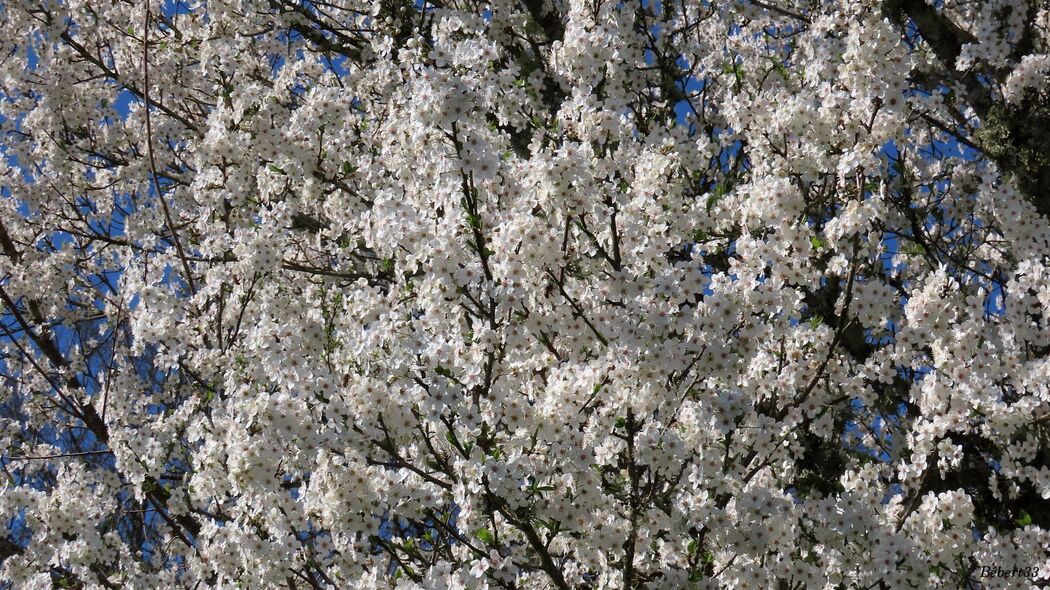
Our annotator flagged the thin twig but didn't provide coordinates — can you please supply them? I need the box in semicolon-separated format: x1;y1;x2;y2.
143;2;197;296
5;449;114;461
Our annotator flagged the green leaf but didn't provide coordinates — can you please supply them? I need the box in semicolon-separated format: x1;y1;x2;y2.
706;181;733;213
768;57;789;80
687;539;700;556
705;193;721;213
808;315;823;330
810;236;825;250
474;528;494;543
902;242;926;255
1016;510;1033;527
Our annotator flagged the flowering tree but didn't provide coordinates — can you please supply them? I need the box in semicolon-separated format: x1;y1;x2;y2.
1;0;1049;587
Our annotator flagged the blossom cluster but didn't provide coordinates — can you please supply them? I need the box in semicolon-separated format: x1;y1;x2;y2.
0;0;1048;588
